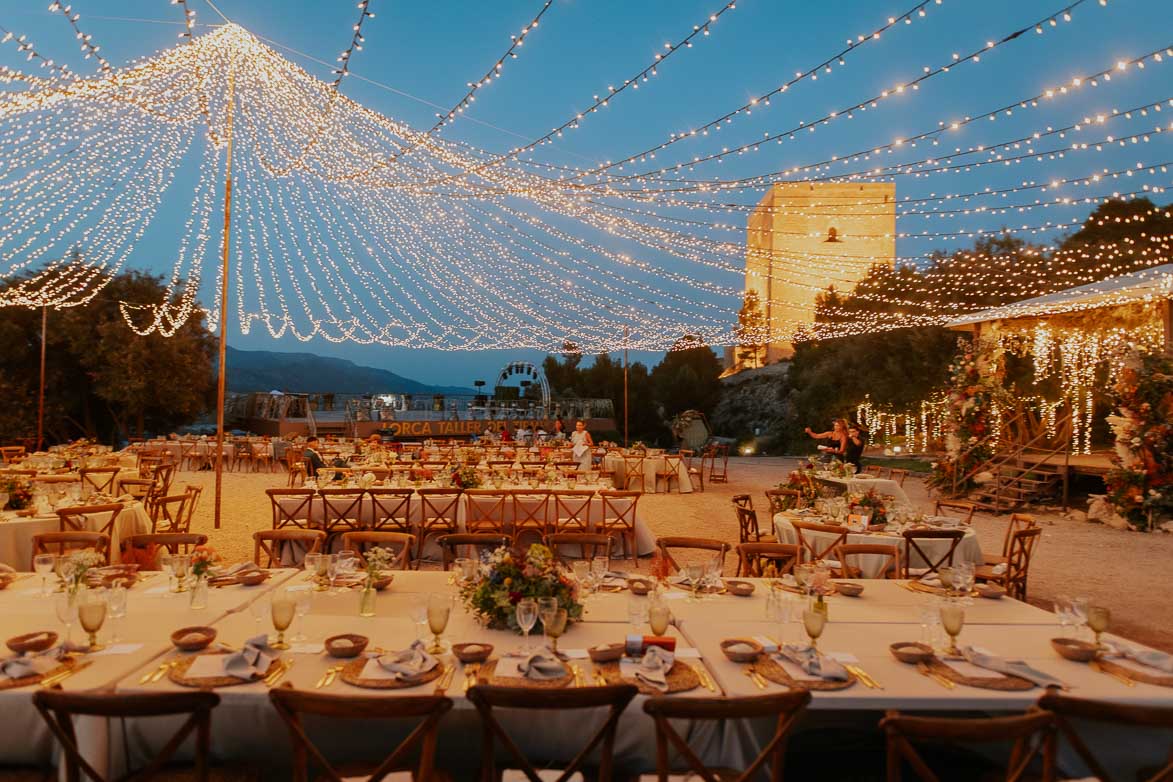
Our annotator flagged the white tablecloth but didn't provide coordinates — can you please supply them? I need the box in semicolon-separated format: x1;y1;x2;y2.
602;453;693;493
0;502;153;568
774;513;983;577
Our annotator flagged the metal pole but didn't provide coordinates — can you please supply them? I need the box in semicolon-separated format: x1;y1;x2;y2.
214;72;234;531
623;326;629;447
37;306;46;451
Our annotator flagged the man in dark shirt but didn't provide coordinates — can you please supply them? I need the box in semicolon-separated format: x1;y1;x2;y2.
304;436;326;478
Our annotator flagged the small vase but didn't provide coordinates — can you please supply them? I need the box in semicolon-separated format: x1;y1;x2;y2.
189;576;209;610
359;585;376;617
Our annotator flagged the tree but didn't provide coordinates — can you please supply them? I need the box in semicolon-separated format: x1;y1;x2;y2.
651;334;724;419
0;270;216;444
734;290;767;369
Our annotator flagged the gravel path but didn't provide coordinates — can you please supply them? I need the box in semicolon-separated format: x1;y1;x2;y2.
182;456;1173;652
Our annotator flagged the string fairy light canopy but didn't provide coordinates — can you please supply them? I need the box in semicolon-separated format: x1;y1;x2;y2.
0;7;1169;350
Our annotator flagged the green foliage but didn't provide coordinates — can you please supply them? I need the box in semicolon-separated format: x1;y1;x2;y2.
0;270;216;444
735;290;767;368
1104;351;1173;531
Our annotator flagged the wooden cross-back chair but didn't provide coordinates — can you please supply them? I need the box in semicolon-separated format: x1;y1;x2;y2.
415;489;462;564
976;527;1041;600
550;490;595;534
680;449;704;492
547;533;612;567
836;543;901;579
598;490;641;566
56;503;122;562
765;488;803;514
888;468;910;487
366;487;414;536
267;488;317;531
986;513;1038;566
34;689;221;782
463;489;511;535
181;484;202;532
285;447;307;487
933;499;976;526
901;529;966;579
510;490;551;546
880;709;1055;782
864;465;885;477
790;520;849;565
253;529;326;568
644;691;811;782
735;505;773;545
269;687;452;782
78;467;120;497
437;533;509;570
467;683;638;782
0;445;26;464
736;543;799;578
150;493;189;533
338;531;415;570
123;532;208;561
621;454;647;491
708;444;729;483
731;494;753;510
654;536;730;575
654;453;683;493
1038;692;1173;782
31;532;109;570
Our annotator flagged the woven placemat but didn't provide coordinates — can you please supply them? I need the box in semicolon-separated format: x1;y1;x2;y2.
0;656;76;690
1098;658;1173;687
924;657;1034;690
596;660;700;695
339;657;445;690
755;653;856;691
771;583;839;597
479;658;572;689
169;651;277;688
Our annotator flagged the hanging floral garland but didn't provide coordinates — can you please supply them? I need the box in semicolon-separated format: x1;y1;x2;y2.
1104;350;1173;531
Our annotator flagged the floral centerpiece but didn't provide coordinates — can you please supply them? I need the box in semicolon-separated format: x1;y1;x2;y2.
848;489;887;524
190;546;220;579
363;546;396;584
460;544;582;632
828;459;855;479
1;476;32;510
451;465;481;489
783;470;818;505
1104;350;1173;531
61;549;103;594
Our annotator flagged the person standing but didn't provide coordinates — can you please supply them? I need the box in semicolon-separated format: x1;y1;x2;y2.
804;419;849;462
570;420;594;471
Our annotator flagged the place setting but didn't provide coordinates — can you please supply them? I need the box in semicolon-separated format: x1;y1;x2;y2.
1048;606;1173;688
0;630;87;690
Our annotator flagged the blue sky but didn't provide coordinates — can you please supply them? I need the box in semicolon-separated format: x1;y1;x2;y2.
2;0;1169;385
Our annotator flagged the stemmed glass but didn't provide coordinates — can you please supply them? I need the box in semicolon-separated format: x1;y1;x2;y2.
270;588;296;650
591;555;609;590
802;605;826;651
516;598;538;652
293;589;312;643
171;554;190;593
571;561;590;596
939;602;965;656
34;554;56;597
1054;595;1074;637
537;597;559;648
1070;597;1090;640
543;609;568;654
766;587;794;644
408;595;429;641
426;593;451;654
684;564;705;601
326;554;342;594
55;593;76;645
1087;606;1111;647
77;590;108;651
107;585;128;644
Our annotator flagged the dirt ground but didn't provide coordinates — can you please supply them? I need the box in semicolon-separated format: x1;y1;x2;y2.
183;456;1173;652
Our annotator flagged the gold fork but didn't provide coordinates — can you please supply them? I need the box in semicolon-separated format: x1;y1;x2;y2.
42;661;93;688
847;664;883;690
149;660;179;684
1090;660;1135;687
315;665;344;689
916;661;954;690
139;661;170;685
691;664;717;693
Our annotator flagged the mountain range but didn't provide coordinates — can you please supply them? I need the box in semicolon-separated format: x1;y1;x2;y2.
224;347;475;395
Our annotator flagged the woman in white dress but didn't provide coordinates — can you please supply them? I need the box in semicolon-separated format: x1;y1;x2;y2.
570;420;594;471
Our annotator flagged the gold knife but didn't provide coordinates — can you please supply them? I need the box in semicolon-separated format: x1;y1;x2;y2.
42;661;93;687
434;665;454;694
916;661;954;689
848;664;883;690
149;660;178;684
265;659;292;687
691;664;716;693
139;661;169;685
1090;660;1135;687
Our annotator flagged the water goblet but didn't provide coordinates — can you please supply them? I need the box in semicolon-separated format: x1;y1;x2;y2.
304;552;321;584
572;560;590;592
1070;597;1090;640
326;554;342;594
270;588;296;650
1087;605;1110;647
1053;595;1073;637
939;602;965;656
544;609;568;654
409;595;429;641
426;593;452;654
459;557;479;584
34;554;56;597
293;588;312;643
802;607;826;651
55;593;77;645
516;598;538;652
171;554;190;593
107;585;128;644
938;566;955;596
591;555;609;587
684;564;705;601
77;590;108;651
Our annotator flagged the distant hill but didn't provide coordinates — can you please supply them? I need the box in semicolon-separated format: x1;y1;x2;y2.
224;347;474;396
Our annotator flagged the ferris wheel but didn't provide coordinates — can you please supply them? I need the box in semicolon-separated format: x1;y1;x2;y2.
494;361;550;408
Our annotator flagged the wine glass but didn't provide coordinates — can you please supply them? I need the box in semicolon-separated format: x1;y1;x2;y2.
426;593;451;654
1087;606;1110;647
1070;597;1090;640
516;598;538;652
77;590;108;651
326;554;341;594
1054;595;1073;637
684;563;705;601
34;554;56;597
572;560;590;591
293;589;312;643
802;607;827;651
939;602;965;656
270;589;296;650
304;552;321;583
171;554;190;593
648;600;671;636
938;566;955;595
55;593;76;645
107;585;128;644
591;555;609;588
544;609;568;654
766;588;794;644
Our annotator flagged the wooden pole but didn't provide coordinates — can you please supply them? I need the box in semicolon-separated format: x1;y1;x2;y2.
214;73;234;531
623;325;629;448
37;306;46;451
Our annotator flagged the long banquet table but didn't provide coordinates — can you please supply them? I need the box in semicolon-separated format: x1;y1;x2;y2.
0;569;1168;779
0;501;153;569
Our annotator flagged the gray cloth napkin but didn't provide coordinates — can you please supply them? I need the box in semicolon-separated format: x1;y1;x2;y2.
0;655;57;679
211;562;253;578
224;635;278;680
520;652;567;681
1106;643;1173;673
776;644;850;681
377;640;439;681
634;647;674;692
961;646;1065;688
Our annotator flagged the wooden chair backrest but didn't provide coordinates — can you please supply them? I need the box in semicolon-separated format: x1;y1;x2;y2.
709;444;729;482
879;709;1055;782
124;533;208;559
735;505;763;545
317;488;366;536
366;488;413;534
1004;527;1042;600
338;532;414;570
510;490;551;538
864;465;884;477
267;488;316;530
467;683;637;782
550;490;595;533
644;691;811;782
182;485;202;531
765;488;802;514
78;467;119;496
901;529;966;578
836;543;901;579
1003;513;1037;558
31;532;109;569
790;521;849;564
731;494;753;510
655;536;730;574
888;468;909;487
253;529;326;568
597;491;640;531
269;686;452;782
464;489;511;534
736;543;799;577
35;689;220;782
437;534;509;570
547;533;612;566
1038;692;1173;782
933;499;976;525
56;504;121;561
151;494;189;533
